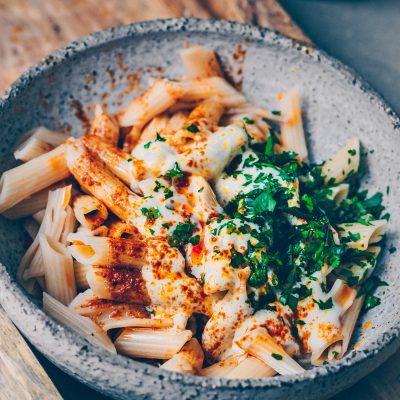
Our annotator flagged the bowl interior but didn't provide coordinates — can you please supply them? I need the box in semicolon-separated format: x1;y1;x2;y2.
0;19;399;400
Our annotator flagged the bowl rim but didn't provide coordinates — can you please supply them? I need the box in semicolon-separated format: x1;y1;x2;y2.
1;16;400;397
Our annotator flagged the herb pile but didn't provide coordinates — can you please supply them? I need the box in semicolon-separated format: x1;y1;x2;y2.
215;127;388;313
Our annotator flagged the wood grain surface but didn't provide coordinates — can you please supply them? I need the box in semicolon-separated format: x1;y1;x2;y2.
0;305;61;399
0;1;398;400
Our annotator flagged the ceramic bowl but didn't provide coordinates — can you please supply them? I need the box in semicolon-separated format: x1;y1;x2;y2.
0;18;399;400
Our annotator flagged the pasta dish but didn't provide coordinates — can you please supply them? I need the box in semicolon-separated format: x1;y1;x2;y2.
0;46;388;378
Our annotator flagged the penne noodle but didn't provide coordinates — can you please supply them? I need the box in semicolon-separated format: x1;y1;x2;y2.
180;45;223;78
67;233;147;267
73;261;90;290
199;354;246;377
14;126;69;162
0;144;70;213
108;220;139;239
279;87;308;160
69;289;170;330
65;140;143;222
85;266;150;305
43;292;116;353
20;186;73;281
183;99;224;133
115;328;192;359
321;137;360;184
2;180;70;220
235;328;305;375
161;338;204;374
40;234;77;305
326;183;350;205
138;114;170;144
338;220;387;250
225;355;276;379
73;195;108;229
82;135;147;186
89;104;119;146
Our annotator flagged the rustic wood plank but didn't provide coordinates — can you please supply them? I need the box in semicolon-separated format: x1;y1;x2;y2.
0;0;308;92
0;305;61;400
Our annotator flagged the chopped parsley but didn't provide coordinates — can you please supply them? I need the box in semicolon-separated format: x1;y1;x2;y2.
271;353;283;360
185;123;199;133
143;141;152;149
165;162;184;178
313;297;333;310
155;132;166;142
243;116;254;124
141;207;161;221
168;221;199;249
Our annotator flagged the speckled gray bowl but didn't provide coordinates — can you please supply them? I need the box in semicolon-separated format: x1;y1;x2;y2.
0;18;399;400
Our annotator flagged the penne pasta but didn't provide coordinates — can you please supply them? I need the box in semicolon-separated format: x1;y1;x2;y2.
338;220;387;250
235;328;305;375
40;234;76;305
82;134;147;186
85;265;151;305
326;183;350;205
225;355;276;379
321;137;360;184
43;292;116;353
2;180;71;220
65;140;143;222
115;328;192;359
108;220;139;239
180;45;223;78
67;233;147;267
199;355;246;377
89;104;119;146
279;87;308;160
14;126;69;162
73;195;108;229
73;261;90;290
0;144;70;213
161;338;204;374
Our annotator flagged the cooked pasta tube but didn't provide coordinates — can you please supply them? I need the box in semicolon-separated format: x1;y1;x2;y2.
108;220;139;239
321;137;360;184
20;186;73;281
115;328;192;359
65;140;143;222
90;104;119;146
180;45;223;78
202;269;253;361
199;354;246;377
2;180;71;219
119;80;182;147
326;183;350;204
161;338;204;374
40;234;76;305
279;87;308;160
73;195;108;229
235;328;305;375
73;261;90;290
0;144;70;213
338;220;386;250
85;266;151;305
14;126;69;161
184;99;224;133
43;292;116;353
69;289;171;330
338;296;364;357
225;355;276;379
82;135;147;186
67;233;147;267
138;114;170;144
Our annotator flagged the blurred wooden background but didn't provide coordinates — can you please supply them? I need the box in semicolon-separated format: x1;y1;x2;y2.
0;1;399;400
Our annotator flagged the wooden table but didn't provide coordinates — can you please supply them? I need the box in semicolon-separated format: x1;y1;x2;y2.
0;1;398;399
